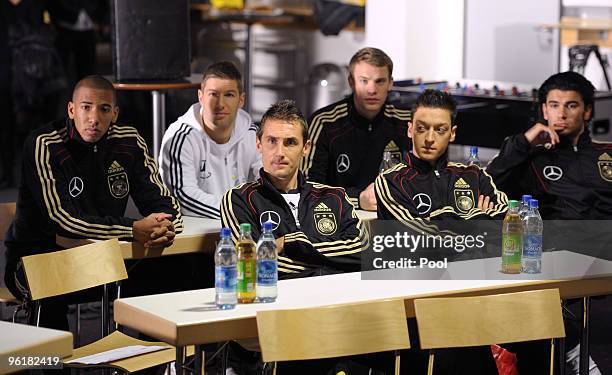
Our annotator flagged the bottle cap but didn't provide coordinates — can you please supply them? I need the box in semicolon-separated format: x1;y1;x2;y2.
521;194;532;203
220;227;231;238
508;200;519;208
240;223;251;233
262;222;273;232
529;199;539;208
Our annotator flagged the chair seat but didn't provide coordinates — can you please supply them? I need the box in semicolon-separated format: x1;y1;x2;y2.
63;331;176;373
0;287;19;304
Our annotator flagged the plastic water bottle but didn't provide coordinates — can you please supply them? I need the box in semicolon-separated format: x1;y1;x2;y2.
379;151;397;173
256;222;278;303
466;146;481;167
236;223;256;303
502;200;522;274
522;199;543;273
518;194;532;219
215;228;237;309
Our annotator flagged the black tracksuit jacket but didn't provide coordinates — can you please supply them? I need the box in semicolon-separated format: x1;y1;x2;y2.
486;131;612;219
302;95;411;208
376;152;508;230
221;169;368;278
4;118;183;266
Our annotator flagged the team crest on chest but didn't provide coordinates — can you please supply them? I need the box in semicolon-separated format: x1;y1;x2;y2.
598;153;612;182
384;140;402;163
453;178;474;213
313;202;337;235
107;161;129;199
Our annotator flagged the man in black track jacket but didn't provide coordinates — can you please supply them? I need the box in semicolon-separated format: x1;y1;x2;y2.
302;47;410;211
4;76;182;329
376;89;508;230
222;100;367;279
487;71;612;219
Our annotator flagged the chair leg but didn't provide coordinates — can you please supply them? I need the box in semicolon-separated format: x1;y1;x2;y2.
76;304;81;347
272;362;277;375
33;301;41;326
550;338;555;375
558;337;566;375
394;349;401;375
427;350;435;375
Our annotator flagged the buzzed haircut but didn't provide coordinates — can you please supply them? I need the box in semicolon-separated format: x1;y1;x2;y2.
73;75;117;104
258;99;308;142
202;61;243;93
538;71;595;121
413;89;457;122
348;47;393;80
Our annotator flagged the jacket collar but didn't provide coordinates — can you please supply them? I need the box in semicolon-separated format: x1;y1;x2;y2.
348;94;387;129
65;118;109;151
405;150;449;174
259;168;310;195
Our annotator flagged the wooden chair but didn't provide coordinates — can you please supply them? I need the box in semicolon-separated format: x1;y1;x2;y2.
20;238;181;374
414;288;566;375
0;202;20;314
257;299;410;375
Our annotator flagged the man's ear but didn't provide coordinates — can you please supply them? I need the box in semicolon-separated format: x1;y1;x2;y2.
303;139;311;156
583;104;593;122
256;136;262;154
450;125;457;143
388;76;394;91
407;121;413;139
112;106;119;123
239;92;245;109
348;74;355;91
541;102;549;122
67;101;75;119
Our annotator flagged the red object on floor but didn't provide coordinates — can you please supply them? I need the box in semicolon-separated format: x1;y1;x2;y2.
491;344;519;375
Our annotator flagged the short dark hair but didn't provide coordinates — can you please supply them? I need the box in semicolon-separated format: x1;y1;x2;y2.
412;89;457;122
73;75;116;104
258;99;308;142
349;47;393;80
538;71;595;121
202;61;243;93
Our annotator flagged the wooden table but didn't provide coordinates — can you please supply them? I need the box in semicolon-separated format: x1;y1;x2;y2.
0;321;73;374
114;250;612;375
113;77;201;158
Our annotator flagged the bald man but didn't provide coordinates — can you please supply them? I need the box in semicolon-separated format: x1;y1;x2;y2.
4;75;183;330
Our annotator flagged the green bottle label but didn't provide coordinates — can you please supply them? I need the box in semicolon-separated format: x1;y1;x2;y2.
237;259;255;293
502;233;522;265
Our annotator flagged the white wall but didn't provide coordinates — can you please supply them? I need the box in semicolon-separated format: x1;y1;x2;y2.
365;0;464;81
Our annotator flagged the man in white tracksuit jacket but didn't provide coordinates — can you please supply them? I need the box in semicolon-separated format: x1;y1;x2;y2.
159;62;261;219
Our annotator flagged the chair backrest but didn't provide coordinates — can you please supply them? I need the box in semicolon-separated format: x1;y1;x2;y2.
0;202;16;241
21;238;128;301
414;288;565;349
256;298;410;363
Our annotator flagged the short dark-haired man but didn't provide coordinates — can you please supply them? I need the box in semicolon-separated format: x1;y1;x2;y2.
222;99;367;278
376;89;508;226
487;71;612;219
4;75;182;330
375;89;510;374
487;71;608;373
303;47;410;211
159;61;261;219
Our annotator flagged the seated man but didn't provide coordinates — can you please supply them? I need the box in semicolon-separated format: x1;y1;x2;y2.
4;75;182;330
487;71;612;219
221;99;367;279
376;89;508;227
487;71;607;374
303;47;410;211
159;61;261;219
